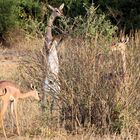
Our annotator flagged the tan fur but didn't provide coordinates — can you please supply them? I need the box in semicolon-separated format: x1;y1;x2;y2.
43;4;64;101
0;80;40;139
110;37;129;74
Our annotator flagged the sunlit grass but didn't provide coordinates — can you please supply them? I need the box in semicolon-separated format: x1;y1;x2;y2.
0;30;140;139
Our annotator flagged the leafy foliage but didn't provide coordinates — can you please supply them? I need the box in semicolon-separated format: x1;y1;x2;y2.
94;0;140;31
85;6;117;40
0;0;139;36
18;0;44;34
62;5;117;42
0;0;18;34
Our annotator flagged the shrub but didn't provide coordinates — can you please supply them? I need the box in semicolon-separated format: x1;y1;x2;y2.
0;0;18;34
18;30;140;137
18;5;119;134
18;0;44;35
59;5;118;43
18;4;140;136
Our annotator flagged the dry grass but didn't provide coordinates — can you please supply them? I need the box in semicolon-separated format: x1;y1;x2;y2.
0;30;140;139
0;31;43;139
2;28;44;51
0;61;18;80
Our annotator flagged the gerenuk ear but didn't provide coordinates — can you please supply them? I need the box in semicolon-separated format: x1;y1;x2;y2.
59;3;64;10
48;5;55;11
121;36;129;44
3;88;7;95
30;84;36;90
125;37;129;43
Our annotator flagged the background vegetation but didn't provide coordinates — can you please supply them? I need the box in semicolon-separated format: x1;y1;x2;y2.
0;0;140;139
0;0;140;37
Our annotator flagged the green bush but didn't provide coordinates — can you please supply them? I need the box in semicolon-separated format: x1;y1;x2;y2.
19;0;42;20
85;6;118;40
0;0;18;34
94;0;140;32
18;0;47;35
60;5;118;42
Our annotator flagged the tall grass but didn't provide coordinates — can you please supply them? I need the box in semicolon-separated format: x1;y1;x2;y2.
17;30;140;139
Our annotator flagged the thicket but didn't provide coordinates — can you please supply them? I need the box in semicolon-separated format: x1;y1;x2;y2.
0;0;139;37
94;0;140;31
0;0;18;34
18;5;140;137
